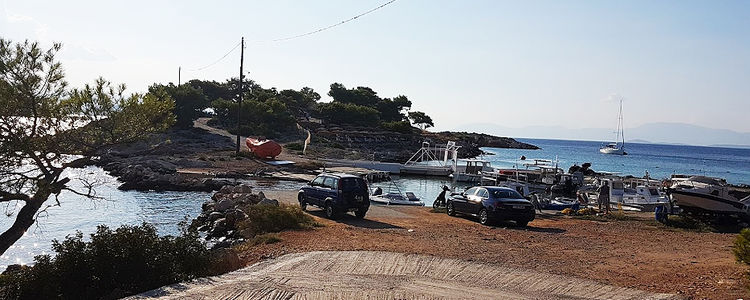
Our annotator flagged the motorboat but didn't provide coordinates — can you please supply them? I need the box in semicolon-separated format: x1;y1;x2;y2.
584;178;668;212
621;185;670;212
669;176;750;217
451;159;494;183
599;98;627;155
369;178;425;206
369;191;425;206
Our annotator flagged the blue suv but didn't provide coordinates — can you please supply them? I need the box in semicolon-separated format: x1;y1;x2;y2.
298;173;370;219
447;186;535;226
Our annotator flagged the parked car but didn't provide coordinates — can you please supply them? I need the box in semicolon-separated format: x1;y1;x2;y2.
298;173;370;219
447;186;535;226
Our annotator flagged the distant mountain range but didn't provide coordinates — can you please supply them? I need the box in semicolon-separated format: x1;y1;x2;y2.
454;122;750;148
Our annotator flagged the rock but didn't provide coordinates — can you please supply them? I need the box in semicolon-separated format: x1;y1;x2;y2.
209;248;242;273
218;185;235;195
257;191;266;200
202;200;216;211
215;199;234;212
233;184;253;194
208;211;225;221
257;198;279;206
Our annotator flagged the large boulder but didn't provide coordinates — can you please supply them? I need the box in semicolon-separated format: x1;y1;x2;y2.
215;199;234;212
257;198;280;206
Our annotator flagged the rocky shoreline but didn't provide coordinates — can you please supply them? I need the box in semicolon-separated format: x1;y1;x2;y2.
303;122;539;163
87;124;539;192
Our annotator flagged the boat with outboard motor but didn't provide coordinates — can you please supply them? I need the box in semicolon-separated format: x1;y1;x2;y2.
369;177;425;206
668;176;750;218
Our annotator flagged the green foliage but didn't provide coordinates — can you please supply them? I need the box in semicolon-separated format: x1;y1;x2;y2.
149;83;209;128
380;120;414;134
236;204;317;238
734;228;750;266
408;111;434;130
63;78;176;152
317;102;380;127
0;224;218;300
250;233;282;245
0;38;175;257
211;97;296;138
285;142;304;151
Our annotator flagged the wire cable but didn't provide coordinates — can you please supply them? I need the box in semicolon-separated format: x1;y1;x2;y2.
185;41;241;71
263;0;397;43
184;0;397;72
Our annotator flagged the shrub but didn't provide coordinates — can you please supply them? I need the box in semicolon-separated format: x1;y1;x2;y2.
285;142;304;151
0;224;221;300
236;204;317;238
380;121;414;134
733;228;750;265
317;102;380;127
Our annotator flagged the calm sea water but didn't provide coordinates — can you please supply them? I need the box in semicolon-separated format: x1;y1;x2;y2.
0;166;211;270
486;138;750;186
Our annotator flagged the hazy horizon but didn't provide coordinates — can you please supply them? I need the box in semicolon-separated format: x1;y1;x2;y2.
2;0;749;136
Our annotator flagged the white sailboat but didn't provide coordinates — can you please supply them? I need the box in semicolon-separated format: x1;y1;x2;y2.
599;98;627;155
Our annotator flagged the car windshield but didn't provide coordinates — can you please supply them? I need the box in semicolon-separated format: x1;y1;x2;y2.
341;178;365;191
491;189;525;199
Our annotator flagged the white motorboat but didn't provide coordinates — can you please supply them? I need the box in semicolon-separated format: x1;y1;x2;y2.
369;178;425;206
369;191;425;206
599;98;627;155
669;176;750;217
451;159;494;183
622;185;670;212
585;178;669;212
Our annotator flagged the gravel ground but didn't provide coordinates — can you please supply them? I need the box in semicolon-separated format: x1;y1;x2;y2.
249;190;750;299
130;251;677;300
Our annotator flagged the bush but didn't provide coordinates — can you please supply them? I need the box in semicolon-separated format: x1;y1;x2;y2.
380;121;414;134
317;102;380;127
0;224;220;300
285;142;304;151
733;228;750;265
236;204;318;238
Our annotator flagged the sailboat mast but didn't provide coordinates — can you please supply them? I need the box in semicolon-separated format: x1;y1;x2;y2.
619;98;625;148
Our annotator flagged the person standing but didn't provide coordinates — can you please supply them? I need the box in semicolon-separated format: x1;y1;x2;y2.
597;181;611;214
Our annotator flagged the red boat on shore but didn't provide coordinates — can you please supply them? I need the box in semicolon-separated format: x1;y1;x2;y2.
245;138;282;159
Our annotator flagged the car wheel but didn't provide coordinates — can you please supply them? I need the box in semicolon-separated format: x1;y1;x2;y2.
298;194;308;211
516;220;529;227
479;208;490;225
355;209;367;219
324;201;338;219
447;202;456;216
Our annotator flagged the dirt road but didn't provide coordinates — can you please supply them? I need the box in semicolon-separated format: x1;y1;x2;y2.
131;251;676;300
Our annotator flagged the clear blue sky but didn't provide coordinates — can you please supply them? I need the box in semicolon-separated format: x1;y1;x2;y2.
2;0;749;134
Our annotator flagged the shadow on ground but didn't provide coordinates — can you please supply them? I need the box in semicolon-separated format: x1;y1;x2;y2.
306;209;404;230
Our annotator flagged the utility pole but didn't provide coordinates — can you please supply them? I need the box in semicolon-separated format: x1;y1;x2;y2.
178;66;181;86
236;37;244;154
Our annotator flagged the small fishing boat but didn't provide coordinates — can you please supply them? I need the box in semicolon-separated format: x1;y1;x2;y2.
369;178;425;206
246;138;282;158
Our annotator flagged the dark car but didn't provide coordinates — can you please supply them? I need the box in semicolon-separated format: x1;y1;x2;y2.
447;186;535;226
298;173;370;219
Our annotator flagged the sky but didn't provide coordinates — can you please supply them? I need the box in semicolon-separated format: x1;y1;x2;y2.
2;0;749;136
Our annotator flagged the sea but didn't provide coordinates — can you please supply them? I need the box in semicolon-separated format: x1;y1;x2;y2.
1;138;748;269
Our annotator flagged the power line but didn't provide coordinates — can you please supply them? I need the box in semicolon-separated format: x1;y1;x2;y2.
262;0;397;43
183;0;397;72
185;41;241;71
